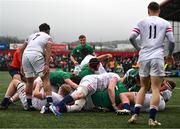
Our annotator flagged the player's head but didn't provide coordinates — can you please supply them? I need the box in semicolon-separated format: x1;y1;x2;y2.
70;74;81;84
79;35;86;46
39;23;50;34
89;58;100;71
166;80;176;91
148;2;160;16
59;84;72;96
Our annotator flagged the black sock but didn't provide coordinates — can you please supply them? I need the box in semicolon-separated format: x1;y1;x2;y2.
46;96;53;105
123;103;130;110
1;97;10;107
58;95;74;112
134;106;141;115
149;108;157;121
27;98;32;107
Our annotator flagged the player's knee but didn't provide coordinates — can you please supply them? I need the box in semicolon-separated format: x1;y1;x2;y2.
76;93;84;99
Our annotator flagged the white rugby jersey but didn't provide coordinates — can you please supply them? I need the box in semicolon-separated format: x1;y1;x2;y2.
140;93;165;112
24;32;53;55
79;54;107;74
131;16;174;61
79;72;120;91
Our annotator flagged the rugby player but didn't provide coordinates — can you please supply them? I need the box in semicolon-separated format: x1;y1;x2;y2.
128;2;175;126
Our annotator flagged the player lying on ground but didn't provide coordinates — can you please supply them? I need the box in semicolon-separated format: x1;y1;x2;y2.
0;77;72;110
49;72;121;116
116;79;176;115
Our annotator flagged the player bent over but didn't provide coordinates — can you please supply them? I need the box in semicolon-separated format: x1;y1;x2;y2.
49;72;121;116
21;23;53;112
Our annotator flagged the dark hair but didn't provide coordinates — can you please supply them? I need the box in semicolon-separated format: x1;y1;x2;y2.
79;35;86;39
148;2;160;11
89;58;100;71
39;23;50;31
70;75;81;84
167;80;176;90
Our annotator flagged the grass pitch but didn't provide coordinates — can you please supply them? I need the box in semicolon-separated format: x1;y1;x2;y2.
0;71;180;128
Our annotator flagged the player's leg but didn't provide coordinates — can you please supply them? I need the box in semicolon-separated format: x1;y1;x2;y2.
22;54;36;110
49;86;89;116
0;79;20;109
116;92;135;115
128;60;151;123
66;99;86;112
148;76;162;126
148;59;164;126
9;67;21;81
26;77;36;110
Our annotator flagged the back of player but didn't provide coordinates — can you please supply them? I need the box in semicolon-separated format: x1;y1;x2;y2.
24;32;51;56
136;16;173;62
129;2;175;126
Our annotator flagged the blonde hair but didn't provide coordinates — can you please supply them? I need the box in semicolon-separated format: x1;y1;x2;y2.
60;84;72;96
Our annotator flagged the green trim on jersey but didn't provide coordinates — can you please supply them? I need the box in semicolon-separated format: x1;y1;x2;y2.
91;82;128;109
50;71;72;87
72;43;94;64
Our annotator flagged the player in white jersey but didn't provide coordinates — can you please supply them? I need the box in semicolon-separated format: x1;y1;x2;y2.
21;23;53;111
74;54;112;75
128;2;175;126
0;77;72;110
49;72;120;116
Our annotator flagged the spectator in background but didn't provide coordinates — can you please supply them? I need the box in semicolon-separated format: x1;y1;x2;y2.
70;35;95;66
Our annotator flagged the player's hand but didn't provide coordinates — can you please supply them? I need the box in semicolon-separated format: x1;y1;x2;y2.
74;61;79;66
43;65;50;75
112;103;118;111
165;55;175;65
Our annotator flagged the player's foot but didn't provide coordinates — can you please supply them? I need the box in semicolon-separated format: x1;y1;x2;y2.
26;105;36;111
49;104;62;117
40;105;49;114
128;114;138;124
148;119;161;126
116;109;131;115
0;98;11;110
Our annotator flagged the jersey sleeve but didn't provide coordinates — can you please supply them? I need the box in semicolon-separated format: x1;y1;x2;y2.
62;72;71;80
131;22;141;37
112;73;120;81
165;22;175;43
47;36;53;44
72;47;77;56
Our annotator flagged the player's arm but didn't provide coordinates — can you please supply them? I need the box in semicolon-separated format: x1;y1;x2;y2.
33;81;44;99
70;55;78;65
97;54;112;61
44;42;52;74
64;79;78;89
129;33;140;51
165;24;175;63
20;42;27;62
129;25;141;51
70;48;78;65
108;77;118;111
